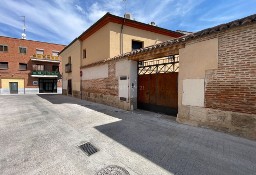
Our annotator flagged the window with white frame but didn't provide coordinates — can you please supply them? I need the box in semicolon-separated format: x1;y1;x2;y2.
36;49;44;55
19;46;27;54
0;45;8;52
33;64;44;71
52;51;59;56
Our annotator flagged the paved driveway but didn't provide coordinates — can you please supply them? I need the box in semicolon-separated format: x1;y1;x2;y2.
0;95;255;175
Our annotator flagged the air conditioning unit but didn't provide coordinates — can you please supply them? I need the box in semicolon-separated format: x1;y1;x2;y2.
124;13;132;20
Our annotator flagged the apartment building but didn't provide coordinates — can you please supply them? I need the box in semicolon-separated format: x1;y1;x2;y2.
0;36;65;94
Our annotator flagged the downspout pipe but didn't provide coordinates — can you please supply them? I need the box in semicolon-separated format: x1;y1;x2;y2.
120;16;126;55
80;40;83;100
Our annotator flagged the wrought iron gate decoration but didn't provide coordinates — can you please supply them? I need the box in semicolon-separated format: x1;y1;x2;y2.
138;55;179;75
138;55;179;116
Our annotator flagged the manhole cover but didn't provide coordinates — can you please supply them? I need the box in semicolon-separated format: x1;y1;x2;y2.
97;165;130;175
79;142;98;156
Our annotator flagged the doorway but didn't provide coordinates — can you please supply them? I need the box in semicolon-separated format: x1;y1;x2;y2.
137;56;179;116
68;79;72;95
9;82;18;94
39;79;57;93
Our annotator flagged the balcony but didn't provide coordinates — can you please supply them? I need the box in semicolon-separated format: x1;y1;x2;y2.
31;54;60;63
65;63;72;73
31;70;60;78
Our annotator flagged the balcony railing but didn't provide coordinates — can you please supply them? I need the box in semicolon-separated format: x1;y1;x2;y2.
31;54;60;63
31;70;60;77
65;63;72;73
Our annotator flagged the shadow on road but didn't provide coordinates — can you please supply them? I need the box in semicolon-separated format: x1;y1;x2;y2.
38;94;256;175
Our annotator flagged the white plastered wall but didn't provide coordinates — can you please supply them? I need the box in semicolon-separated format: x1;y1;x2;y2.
81;64;108;80
182;79;205;107
116;59;137;108
116;60;130;101
178;38;218;108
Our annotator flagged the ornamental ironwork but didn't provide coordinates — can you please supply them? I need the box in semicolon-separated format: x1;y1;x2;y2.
138;55;179;75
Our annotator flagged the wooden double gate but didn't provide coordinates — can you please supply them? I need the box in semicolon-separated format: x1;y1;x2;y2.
137;56;179;116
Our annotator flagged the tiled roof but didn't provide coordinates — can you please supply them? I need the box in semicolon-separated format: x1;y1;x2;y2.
78;13;183;41
61;12;183;57
120;13;256;57
81;13;256;68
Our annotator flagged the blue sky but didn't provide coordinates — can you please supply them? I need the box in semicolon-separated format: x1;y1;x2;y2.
0;0;255;45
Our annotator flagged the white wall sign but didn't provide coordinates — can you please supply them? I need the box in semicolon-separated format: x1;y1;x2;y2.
33;81;38;86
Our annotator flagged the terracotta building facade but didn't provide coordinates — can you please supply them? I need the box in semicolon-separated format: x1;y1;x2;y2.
0;36;65;94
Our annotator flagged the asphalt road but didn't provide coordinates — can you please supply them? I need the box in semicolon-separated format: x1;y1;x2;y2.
0;95;255;175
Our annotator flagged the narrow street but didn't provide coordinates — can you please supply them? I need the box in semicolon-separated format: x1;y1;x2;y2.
0;95;255;175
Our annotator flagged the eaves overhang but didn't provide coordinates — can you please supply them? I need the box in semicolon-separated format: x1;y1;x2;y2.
78;13;183;41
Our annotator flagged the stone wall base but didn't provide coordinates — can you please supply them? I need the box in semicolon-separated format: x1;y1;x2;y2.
72;90;81;99
82;92;131;110
177;105;256;140
0;88;25;94
62;89;67;95
62;89;81;100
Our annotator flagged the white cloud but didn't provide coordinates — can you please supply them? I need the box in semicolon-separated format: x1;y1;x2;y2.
87;2;108;22
0;0;204;43
0;0;254;44
85;1;124;22
0;0;89;44
75;4;85;14
125;0;205;26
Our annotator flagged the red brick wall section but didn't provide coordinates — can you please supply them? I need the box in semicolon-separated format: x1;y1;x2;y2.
205;24;256;114
82;61;118;96
0;36;65;88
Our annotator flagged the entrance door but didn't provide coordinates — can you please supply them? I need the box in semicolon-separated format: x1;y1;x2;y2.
138;56;179;116
39;79;57;93
68;79;72;95
9;82;18;94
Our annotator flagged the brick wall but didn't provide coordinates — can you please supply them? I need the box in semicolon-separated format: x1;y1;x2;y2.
81;59;130;110
177;23;256;140
0;36;65;88
82;61;118;96
205;24;256;114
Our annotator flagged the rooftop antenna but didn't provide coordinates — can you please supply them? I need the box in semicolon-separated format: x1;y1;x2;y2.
123;0;127;16
20;16;26;39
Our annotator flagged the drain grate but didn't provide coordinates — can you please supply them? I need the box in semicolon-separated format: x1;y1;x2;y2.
79;142;98;156
97;165;130;175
